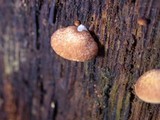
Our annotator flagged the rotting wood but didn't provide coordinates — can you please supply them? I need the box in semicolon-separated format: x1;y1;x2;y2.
0;0;160;120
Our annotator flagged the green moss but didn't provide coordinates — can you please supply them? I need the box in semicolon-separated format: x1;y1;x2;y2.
109;84;119;110
124;92;131;108
116;93;123;120
84;62;89;76
3;35;20;75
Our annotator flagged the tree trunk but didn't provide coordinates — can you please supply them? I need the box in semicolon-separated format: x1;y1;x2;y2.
0;0;160;120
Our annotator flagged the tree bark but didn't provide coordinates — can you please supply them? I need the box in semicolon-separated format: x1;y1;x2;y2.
0;0;160;120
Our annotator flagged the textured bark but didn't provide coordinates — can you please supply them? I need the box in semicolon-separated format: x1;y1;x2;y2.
0;0;160;120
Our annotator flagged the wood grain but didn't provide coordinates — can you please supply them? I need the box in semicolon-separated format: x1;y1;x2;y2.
0;0;159;120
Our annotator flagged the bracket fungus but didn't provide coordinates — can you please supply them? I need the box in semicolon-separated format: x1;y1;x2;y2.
134;69;160;104
51;21;98;62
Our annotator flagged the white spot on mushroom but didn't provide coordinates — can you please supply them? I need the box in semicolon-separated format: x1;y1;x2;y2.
77;24;88;32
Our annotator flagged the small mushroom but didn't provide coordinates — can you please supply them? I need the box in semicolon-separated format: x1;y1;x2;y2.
74;20;81;27
137;17;148;26
134;69;160;104
51;22;98;62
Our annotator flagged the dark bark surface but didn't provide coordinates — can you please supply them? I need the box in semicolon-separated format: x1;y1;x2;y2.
0;0;160;120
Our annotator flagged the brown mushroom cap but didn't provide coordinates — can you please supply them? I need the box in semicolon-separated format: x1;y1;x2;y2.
74;20;81;27
51;26;98;62
137;17;148;26
135;69;160;104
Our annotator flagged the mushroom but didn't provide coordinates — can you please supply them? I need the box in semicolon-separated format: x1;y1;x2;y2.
74;20;81;27
137;17;148;26
134;69;160;104
51;21;98;62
